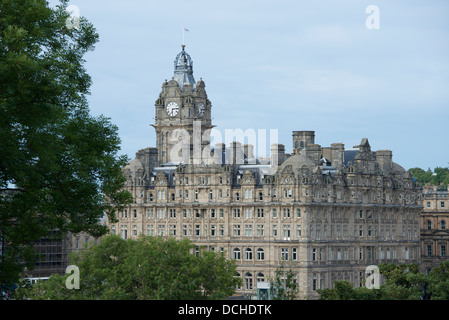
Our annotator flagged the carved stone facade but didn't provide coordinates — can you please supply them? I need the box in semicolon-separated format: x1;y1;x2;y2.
106;46;422;299
420;185;449;273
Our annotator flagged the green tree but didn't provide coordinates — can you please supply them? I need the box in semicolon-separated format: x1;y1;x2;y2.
376;263;423;300
270;266;298;300
0;0;132;286
22;235;241;300
318;262;449;300
408;167;449;188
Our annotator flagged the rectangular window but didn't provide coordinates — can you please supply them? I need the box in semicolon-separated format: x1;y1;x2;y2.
233;224;241;236
195;225;200;236
245;224;253;237
147;225;154;236
281;248;289;261
283;224;291;240
257;224;264;237
427;245;432;257
158;225;165;236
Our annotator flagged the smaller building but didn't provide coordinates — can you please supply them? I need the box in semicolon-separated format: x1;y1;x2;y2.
420;185;449;273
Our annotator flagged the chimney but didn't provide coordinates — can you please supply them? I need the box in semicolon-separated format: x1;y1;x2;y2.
230;141;244;165
304;144;321;166
270;144;285;166
330;143;344;169
292;131;315;153
214;143;226;164
244;144;255;164
376;150;393;173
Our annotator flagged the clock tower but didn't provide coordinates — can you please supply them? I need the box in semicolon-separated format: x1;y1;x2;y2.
152;45;214;166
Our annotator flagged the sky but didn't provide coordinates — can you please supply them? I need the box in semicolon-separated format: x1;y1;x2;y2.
49;0;449;170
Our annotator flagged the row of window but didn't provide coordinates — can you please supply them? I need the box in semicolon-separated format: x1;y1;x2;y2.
425;220;447;230
311;246;412;261
236;272;267;291
120;208;302;219
143;188;296;202
114;221;417;241
426;244;447;258
178;176;231;186
113;223;302;239
426;201;447;209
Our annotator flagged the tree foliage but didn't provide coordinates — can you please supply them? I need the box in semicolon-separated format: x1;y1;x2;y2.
408;167;449;188
0;0;132;286
318;262;449;300
21;235;241;300
270;266;298;300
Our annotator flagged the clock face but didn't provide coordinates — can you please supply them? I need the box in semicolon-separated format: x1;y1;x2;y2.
166;102;179;117
197;102;205;117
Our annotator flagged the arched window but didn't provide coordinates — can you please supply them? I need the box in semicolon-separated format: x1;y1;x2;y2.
256;248;265;260
245;248;252;260
232;248;241;260
441;220;446;230
257;272;265;282
235;272;241;289
427;220;432;231
245;272;253;290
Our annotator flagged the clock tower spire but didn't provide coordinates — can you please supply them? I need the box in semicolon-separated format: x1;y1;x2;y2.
152;45;214;166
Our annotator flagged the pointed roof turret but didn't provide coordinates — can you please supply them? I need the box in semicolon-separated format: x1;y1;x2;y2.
173;45;195;91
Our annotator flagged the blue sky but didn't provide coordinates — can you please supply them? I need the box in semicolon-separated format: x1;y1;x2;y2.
49;0;449;170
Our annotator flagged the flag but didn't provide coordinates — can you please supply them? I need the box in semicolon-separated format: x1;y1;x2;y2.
184;27;189;32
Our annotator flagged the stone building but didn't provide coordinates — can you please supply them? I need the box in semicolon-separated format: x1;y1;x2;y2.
106;46;422;299
420;185;449;274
